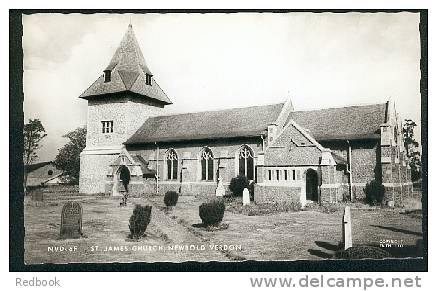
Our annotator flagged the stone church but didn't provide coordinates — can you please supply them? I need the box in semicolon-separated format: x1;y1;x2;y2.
79;24;413;206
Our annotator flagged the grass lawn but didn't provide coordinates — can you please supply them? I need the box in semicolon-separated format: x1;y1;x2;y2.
24;186;423;264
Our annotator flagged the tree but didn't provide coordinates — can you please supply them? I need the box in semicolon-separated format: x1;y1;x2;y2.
23;119;47;188
402;119;419;155
54;126;87;184
402;119;421;181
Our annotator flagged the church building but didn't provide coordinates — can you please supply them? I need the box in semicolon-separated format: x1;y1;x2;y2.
79;24;413;206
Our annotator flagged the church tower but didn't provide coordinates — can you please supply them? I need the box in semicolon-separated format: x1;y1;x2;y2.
79;24;172;194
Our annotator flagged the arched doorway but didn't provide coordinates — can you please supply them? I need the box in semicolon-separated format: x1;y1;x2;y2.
112;165;131;197
306;169;318;202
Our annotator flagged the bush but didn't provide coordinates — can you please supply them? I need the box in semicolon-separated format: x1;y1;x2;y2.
364;180;385;205
229;175;249;197
199;199;225;226
164;191;179;207
335;246;391;259
128;204;152;239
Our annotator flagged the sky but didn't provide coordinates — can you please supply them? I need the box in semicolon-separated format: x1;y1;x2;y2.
22;12;422;162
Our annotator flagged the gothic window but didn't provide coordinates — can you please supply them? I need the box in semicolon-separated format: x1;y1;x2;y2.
101;121;114;133
166;149;178;180
238;145;254;180
200;147;214;181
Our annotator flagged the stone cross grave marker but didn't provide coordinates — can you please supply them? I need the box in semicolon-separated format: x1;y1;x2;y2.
243;188;250;206
342;206;352;250
60;201;83;239
215;178;225;197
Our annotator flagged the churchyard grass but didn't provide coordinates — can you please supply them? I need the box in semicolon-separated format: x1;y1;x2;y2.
24;185;423;264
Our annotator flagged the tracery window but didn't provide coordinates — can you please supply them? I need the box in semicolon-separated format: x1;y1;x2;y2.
238;145;254;180
166;149;178;180
201;148;214;181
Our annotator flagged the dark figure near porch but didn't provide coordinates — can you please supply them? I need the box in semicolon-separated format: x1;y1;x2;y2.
119;165;130;206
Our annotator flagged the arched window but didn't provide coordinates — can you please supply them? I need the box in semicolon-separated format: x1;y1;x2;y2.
200;147;214;181
239;145;254;180
166;149;178;180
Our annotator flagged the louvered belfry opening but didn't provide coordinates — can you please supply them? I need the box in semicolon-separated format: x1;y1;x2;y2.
104;70;111;83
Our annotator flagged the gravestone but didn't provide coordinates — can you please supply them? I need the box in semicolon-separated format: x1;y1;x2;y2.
60;201;83;239
243;188;250;206
342;206;352;250
31;191;43;202
215;178;225;197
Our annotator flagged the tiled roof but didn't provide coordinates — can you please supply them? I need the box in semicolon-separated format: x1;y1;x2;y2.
291;103;388;141
264;146;322;166
125;103;285;144
133;155;156;178
79;24;172;105
126;102;387;145
331;152;347;165
265;122;323;166
25;161;52;173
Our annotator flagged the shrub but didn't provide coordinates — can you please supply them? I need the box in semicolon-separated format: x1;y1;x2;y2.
229;175;249;197
199;199;225;226
364;180;385;205
128;204;152;239
335;246;390;259
164;191;179;207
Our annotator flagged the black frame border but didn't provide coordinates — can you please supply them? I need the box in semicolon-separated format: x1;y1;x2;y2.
9;9;428;272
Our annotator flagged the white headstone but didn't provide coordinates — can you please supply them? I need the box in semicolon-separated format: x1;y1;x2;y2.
243;188;250;206
342;206;352;250
215;178;225;197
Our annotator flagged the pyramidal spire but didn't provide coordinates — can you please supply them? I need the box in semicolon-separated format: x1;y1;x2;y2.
79;24;172;105
105;24;152;75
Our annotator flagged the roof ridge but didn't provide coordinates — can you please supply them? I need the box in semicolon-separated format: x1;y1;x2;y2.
293;101;388;113
149;102;285;119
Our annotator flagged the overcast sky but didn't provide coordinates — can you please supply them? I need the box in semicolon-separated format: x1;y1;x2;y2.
23;12;421;162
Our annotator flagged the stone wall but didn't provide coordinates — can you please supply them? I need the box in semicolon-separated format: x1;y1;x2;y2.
127;138;263;191
318;165;342;203
80;95;166;195
380;143;414;206
79;153;118;194
320;140;381;201
321;140;380;183
320;186;342;203
254;184;301;204
86;96;163;149
143;181;220;197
